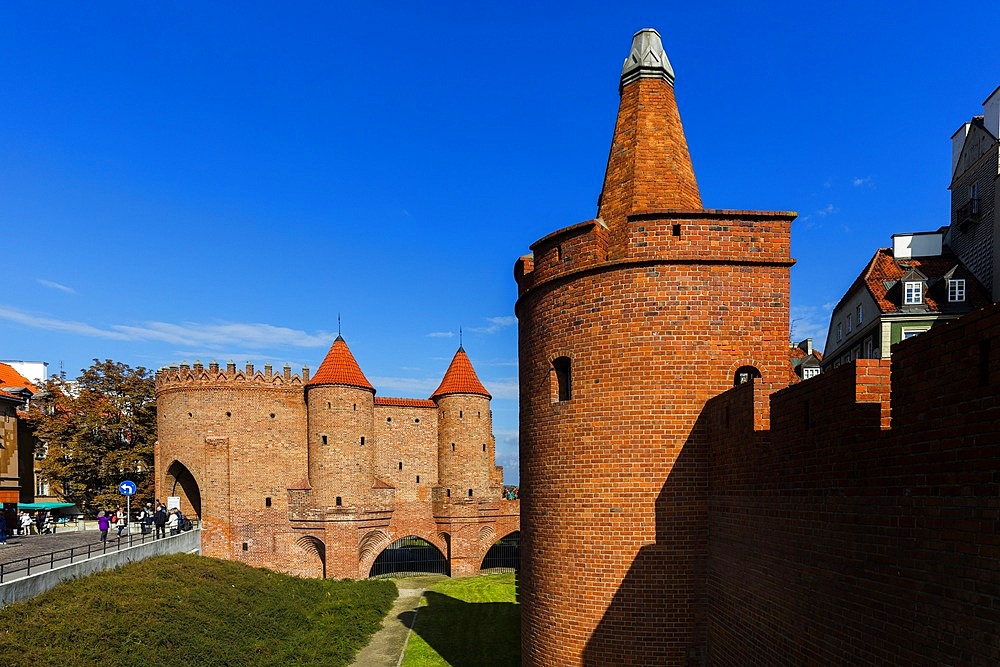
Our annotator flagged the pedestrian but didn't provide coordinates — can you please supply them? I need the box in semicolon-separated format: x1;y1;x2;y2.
19;511;31;536
97;510;110;542
136;503;150;535
153;505;167;539
115;506;127;537
0;512;6;545
34;511;44;535
166;509;180;536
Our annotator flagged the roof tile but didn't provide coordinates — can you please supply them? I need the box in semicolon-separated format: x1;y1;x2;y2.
430;347;491;400
306;336;375;392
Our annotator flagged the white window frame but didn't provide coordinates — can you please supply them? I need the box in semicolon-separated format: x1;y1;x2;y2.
802;366;820;379
902;327;928;340
847;314;853;334
904;281;923;305
948;279;966;303
857;303;863;325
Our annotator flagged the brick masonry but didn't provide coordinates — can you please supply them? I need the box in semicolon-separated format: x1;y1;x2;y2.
154;351;518;580
517;28;999;667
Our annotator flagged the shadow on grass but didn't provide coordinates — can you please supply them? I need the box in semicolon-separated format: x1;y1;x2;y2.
401;590;519;667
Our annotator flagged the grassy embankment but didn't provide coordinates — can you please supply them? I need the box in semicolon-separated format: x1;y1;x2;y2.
0;553;395;667
402;572;519;667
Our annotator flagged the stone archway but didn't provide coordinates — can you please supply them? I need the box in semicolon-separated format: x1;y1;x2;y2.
368;535;448;578
165;460;202;519
295;535;326;578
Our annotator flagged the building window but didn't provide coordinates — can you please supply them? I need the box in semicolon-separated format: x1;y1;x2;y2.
902;328;926;340
552;357;572;402
948;279;966;302
904;281;923;305
866;339;874;359
35;443;48;460
837;323;842;342
847;314;853;334
857;303;863;325
36;476;50;497
802;367;820;379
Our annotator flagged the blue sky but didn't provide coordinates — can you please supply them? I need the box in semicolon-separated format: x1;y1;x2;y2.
3;3;998;484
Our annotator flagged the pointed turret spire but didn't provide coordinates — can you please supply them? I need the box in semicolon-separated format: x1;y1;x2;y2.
430;347;491;400
597;28;701;233
306;335;375;392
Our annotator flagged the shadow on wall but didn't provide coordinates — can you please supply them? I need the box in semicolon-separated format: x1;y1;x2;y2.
581;408;715;667
402;589;520;667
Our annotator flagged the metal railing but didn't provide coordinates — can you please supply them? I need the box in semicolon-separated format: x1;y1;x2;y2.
0;522;200;583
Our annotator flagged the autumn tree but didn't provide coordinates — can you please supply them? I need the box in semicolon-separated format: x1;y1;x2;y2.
25;359;156;515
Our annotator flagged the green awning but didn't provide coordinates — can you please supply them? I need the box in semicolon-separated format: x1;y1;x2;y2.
17;502;76;511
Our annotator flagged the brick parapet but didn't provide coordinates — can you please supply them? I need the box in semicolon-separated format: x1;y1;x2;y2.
704;303;1000;665
515;210;795;301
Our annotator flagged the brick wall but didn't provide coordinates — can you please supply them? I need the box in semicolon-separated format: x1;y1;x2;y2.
156;358;519;580
705;304;1000;665
517;207;793;664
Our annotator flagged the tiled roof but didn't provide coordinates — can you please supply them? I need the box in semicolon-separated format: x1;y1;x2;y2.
0;389;22;402
375;397;436;408
844;248;992;314
306;336;375;392
430;347;491;400
0;363;38;394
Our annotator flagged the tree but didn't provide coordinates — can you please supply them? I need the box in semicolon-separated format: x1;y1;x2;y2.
25;359;156;515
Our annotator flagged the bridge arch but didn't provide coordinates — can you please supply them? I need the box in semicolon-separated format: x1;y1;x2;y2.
480;530;520;573
368;534;448;578
295;535;326;579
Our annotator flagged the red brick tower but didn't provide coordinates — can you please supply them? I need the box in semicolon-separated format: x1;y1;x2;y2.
432;346;495;501
306;335;378;509
515;29;795;665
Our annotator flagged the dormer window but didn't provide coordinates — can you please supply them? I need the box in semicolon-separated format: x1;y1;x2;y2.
904;281;923;305
948;279;966;303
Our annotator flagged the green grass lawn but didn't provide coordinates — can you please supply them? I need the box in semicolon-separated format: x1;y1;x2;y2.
401;572;519;667
0;553;396;667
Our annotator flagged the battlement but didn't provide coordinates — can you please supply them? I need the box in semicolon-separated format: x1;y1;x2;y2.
514;209;796;299
155;359;310;393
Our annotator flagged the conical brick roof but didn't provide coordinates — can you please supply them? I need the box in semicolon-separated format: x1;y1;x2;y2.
597;28;701;232
430;346;491;400
306;335;375;392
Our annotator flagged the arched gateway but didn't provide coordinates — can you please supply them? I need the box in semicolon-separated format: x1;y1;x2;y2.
155;344;519;579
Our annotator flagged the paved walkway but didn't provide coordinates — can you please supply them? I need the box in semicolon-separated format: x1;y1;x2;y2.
0;527;161;580
350;575;446;667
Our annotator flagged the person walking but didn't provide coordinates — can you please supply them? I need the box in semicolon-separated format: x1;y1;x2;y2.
97;511;110;542
153;505;167;539
19;511;31;536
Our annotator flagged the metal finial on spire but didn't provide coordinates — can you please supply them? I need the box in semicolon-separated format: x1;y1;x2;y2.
620;28;675;91
338;313;341;335
459;326;464;351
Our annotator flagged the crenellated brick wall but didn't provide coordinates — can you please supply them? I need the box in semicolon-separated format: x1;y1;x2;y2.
705;304;1000;665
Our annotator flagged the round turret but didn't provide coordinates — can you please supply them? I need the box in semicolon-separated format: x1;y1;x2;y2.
431;346;494;500
305;336;377;509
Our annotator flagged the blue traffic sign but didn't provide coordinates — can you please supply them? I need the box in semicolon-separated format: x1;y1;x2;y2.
119;480;137;496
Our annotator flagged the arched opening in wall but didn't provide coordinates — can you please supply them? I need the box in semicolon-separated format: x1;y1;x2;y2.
481;531;520;574
295;535;326;579
165;460;202;519
551;356;572;402
368;536;447;578
733;365;761;387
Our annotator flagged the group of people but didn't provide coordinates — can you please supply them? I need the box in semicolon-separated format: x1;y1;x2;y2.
95;501;190;542
0;509;55;544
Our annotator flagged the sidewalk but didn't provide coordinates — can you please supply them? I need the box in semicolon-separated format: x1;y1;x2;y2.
349;575;446;667
0;527;158;577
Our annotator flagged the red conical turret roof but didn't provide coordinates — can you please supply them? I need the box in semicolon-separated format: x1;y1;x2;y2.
430;346;491;400
306;335;375;392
